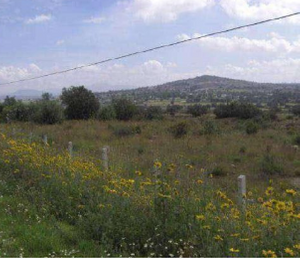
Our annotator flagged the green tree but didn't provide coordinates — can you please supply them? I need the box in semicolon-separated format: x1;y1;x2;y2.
32;99;64;125
187;104;209;117
113;98;137;121
3;96;17;106
61;86;100;120
144;106;163;120
1;101;35;123
98;105;116;121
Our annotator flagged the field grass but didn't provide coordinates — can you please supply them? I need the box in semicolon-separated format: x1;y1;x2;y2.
0;115;299;257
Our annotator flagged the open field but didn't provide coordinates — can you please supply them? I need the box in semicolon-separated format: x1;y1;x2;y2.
0;114;299;257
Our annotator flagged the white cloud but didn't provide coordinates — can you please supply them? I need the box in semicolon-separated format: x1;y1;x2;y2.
205;58;300;83
220;0;300;24
177;33;300;53
25;14;52;24
0;64;42;87
128;0;214;23
0;61;182;94
56;40;65;46
83;16;106;24
142;60;165;74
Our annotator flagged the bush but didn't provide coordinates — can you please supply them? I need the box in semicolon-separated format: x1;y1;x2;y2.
260;154;284;176
111;125;142;137
144;106;163;120
61;86;100;120
1;101;35;123
169;122;189;139
32;100;64;125
211;166;228;177
3;96;17;106
113;99;137;121
98;105;116;121
166;105;182;116
294;135;300;146
199;120;219;135
245;121;259;135
214;102;261;120
187;105;209;117
0;103;4;114
292;105;300;116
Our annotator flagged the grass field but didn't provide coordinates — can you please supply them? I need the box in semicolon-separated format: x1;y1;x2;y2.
0;115;299;257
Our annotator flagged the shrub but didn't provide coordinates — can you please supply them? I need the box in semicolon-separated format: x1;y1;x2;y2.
292;105;300;116
166;105;182;116
214;102;261;119
1;101;35;123
245;121;259;135
0;103;4;115
169;122;189;139
111;125;142;137
3;96;17;106
32;100;64;125
187;105;209;117
199;120;219;135
144;106;163;120
239;146;247;154
113;99;137;121
260;154;283;176
211;166;228;177
61;86;100;120
98;105;116;121
294;135;300;146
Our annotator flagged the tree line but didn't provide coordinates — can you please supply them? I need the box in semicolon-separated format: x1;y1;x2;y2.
0;86;299;125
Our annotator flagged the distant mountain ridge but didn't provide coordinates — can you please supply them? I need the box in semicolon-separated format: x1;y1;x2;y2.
96;75;300;98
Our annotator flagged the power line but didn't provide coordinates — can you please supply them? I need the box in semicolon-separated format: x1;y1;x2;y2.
1;11;300;87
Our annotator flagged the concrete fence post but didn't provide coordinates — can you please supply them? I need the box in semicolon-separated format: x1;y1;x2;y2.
102;146;109;171
238;175;246;208
43;135;48;146
68;141;73;158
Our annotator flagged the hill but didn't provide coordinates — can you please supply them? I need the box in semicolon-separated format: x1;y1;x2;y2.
95;75;300;105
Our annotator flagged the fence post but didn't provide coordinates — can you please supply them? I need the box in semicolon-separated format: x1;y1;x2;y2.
68;141;73;158
102;146;109;171
43;135;48;146
238;175;246;208
29;132;33;143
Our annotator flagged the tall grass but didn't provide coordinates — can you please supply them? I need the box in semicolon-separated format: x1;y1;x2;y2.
0;124;299;257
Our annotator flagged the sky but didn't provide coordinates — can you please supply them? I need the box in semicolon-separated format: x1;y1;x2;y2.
1;0;300;95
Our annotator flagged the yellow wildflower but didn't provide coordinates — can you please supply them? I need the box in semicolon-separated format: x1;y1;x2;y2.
135;171;142;176
284;248;294;256
229;248;240;253
240;238;250;242
214;235;223;241
293;244;300;250
185;164;194;169
221;203;230;209
262;250;277;258
197;179;203;185
286;189;297;196
154;161;162;169
196;215;205;221
265;187;274;196
275;201;286;211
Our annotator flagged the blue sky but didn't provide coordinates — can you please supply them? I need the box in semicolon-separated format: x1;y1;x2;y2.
1;0;300;95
